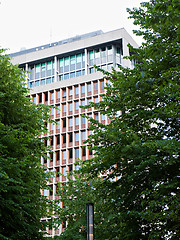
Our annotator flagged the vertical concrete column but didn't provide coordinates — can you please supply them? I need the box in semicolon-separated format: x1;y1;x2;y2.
54;56;57;82
85;48;88;75
25;63;28;87
112;45;116;68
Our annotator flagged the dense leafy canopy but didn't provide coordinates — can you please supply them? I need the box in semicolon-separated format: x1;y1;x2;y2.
55;0;180;239
0;50;52;240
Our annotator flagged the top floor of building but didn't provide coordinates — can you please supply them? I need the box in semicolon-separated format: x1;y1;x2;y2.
11;28;138;89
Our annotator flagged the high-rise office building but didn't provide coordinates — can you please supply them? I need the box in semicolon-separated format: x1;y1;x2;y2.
11;28;138;237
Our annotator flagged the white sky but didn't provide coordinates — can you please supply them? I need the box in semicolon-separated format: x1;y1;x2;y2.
0;0;144;54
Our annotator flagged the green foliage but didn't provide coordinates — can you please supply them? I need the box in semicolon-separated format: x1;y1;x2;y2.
0;49;52;239
55;0;180;239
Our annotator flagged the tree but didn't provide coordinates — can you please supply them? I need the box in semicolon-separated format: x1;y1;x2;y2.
55;0;180;239
0;49;52;239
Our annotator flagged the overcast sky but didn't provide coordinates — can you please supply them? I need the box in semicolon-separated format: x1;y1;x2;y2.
0;0;144;54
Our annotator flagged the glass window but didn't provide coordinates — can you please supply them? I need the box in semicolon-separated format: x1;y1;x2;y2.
41;63;45;71
82;53;85;62
82;85;85;94
41;79;45;85
57;120;60;129
95;49;100;58
94;82;98;91
63;104;66;113
69;118;73;127
89;51;94;60
59;58;63;67
75;132;79;141
51;108;54;115
89;67;94;74
57;105;60;114
70;56;75;65
62;166;66;176
75;86;79;95
82;131;86;140
52;77;54;83
59;75;63;81
101;81;104;89
35;80;40;87
76;148;79;158
63;89;66;97
76;54;81;63
33;96;36;103
94;97;98;103
107;46;112;55
88;83;91;92
76;70;81;77
64;73;69;80
102;114;106;120
51;92;54;100
69;88;73;96
75;117;79;125
46;78;51;84
81;100;85;107
35;64;40;73
63;151;66;160
70;72;75;78
57;90;60;99
75;101;79;110
82;69;85;75
95;113;99;121
64;57;69;66
51;123;54;130
101;47;106;57
44;189;48;196
82;116;86;124
69;102;72;111
47;61;52;70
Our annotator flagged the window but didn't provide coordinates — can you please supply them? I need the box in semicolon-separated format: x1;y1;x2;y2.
51;92;54;101
59;58;63;68
47;61;52;70
82;131;86;141
51;108;54;115
69;88;73;96
69;102;72;111
89;51;94;60
107;46;112;55
101;81;104;90
75;86;79;95
82;116;86;125
44;189;48;196
56;135;60;145
63;134;66;143
70;72;75;78
57;105;60;114
70;55;75;65
57;90;60;99
41;79;45;85
33;96;36;103
69;149;73;159
64;57;69;66
50;136;54;146
94;97;98;103
63;151;66;160
76;148;79;158
101;47;106;57
62;119;66;128
69;118;73;127
75;116;79;125
94;82;98;91
57;120;60;129
63;89;66;97
75;101;79;110
35;64;40;73
82;147;86;156
64;73;69;80
76;70;81;77
81;99;85;107
51;123;54;131
46;78;51;84
62;166;66;176
88;83;91;92
35;80;39;87
81;85;85;94
95;49;100;58
69;133;73;142
95;113;99;121
75;132;79;141
102;114;106;121
63;104;66;113
76;54;81;63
